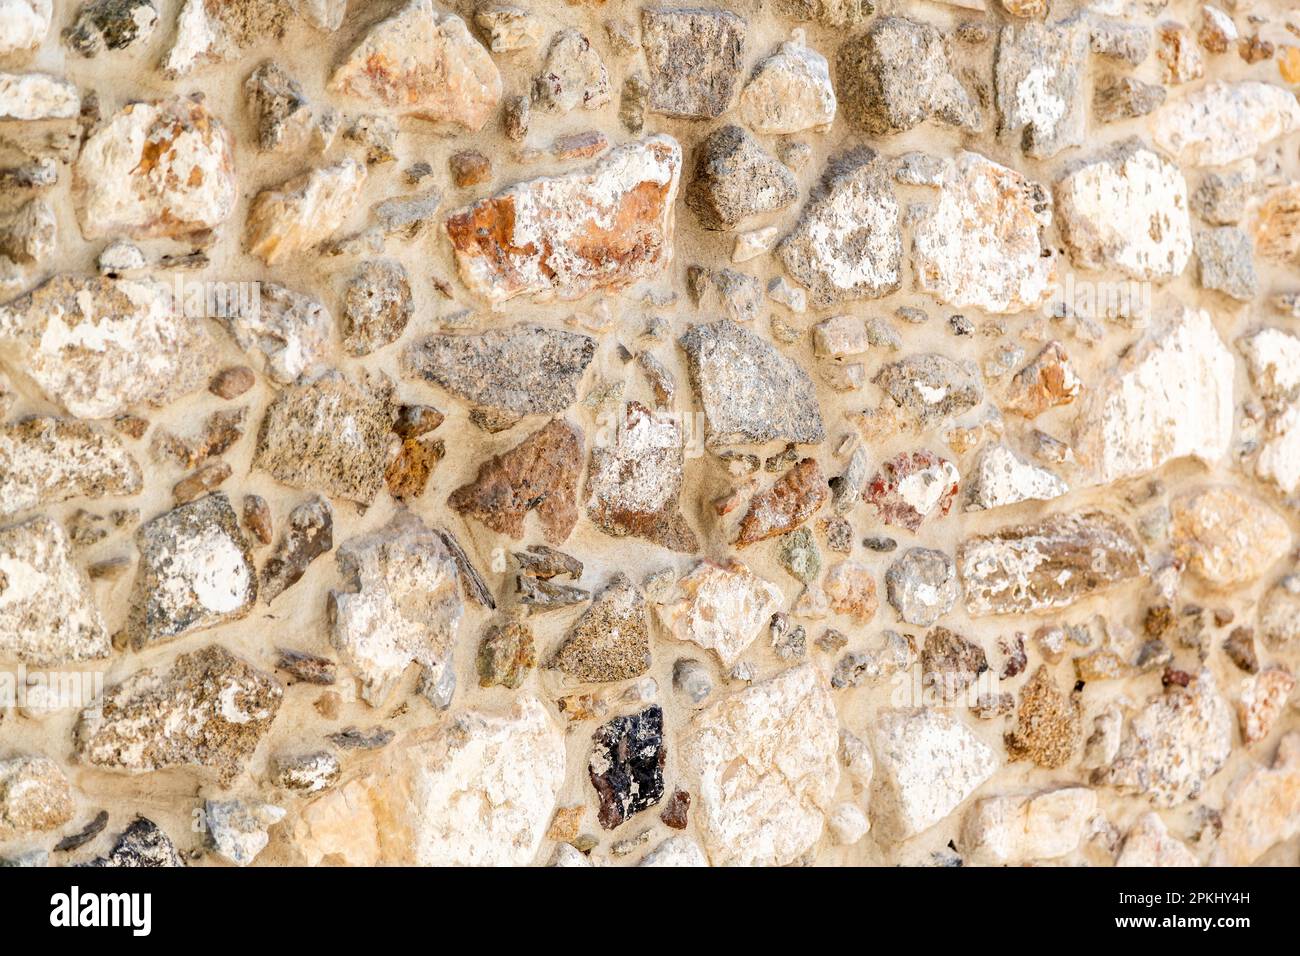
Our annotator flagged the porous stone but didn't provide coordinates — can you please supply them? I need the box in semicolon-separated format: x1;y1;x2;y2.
0;418;141;518
551;574;650;683
778;149;901;306
445;136;681;304
686;125;798;231
84;817;183;868
477;618;536;689
218;282;332;385
128;493;257;648
329;0;501;130
75;645;282;784
679;319;824;446
656;560;783;668
959;512;1145;616
874;354;983;429
342;259;413;356
681;664;839;866
0;755;73;840
912;152;1056;314
640;7;746;119
886;548;960;628
328;510;464;707
1005;666;1082;768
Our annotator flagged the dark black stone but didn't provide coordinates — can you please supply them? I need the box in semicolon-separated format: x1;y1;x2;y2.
588;705;666;830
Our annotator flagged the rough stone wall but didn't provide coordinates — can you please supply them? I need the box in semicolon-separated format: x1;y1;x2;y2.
0;0;1299;868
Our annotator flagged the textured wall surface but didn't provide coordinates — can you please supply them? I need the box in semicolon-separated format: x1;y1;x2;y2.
1;0;1299;868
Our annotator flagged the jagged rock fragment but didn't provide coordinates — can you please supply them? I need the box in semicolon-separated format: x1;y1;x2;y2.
640;7;746;119
656;560;782;668
589;706;665;828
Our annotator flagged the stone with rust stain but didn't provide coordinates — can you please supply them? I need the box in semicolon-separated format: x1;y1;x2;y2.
864;450;959;532
449;419;583;544
245;160;367;264
75;645;282;785
329;0;501;131
477;618;536;689
386;436;444;500
1003;341;1081;418
73;95;236;240
736;458;830;546
586;402;697;553
550;573;650;683
959;512;1145;616
1005;666;1081;769
445;135;681;304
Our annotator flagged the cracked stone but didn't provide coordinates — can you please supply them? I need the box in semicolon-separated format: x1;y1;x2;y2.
75;645;282;784
328;510;464;707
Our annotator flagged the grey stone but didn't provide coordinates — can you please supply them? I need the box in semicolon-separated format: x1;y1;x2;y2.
995;18;1089;158
342;259;412;355
686;125;798;230
679;319;825;447
1094;74;1166;123
885;548;959;627
65;0;158;56
874;353;984;429
688;266;763;322
641;7;746;119
837;17;980;136
1196;227;1257;301
673;658;713;704
261;495;333;604
1192;171;1252;225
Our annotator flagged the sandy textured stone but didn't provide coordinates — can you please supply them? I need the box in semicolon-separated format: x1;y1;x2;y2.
913;151;1056;314
825;560;877;623
245;160;367;264
838;16;979;136
1093;671;1233;806
995;18;1089;159
960;787;1097;865
737;458;830;545
128;493;257;649
1055;140;1192;280
739;31;835;135
0;515;110;666
75;645;282;784
1073;307;1234;483
1004;665;1082;768
1152;81;1300;167
1116;812;1199;867
0;418;141;518
162;0;288;77
959;511;1145;616
586;402;696;553
329;0;500;130
778;149;901;306
1174;487;1289;594
641;7;746;120
550;573;649;683
403;324;595;422
0;274;217;419
679;319;824;446
1214;732;1300;865
445;135;681;304
686;125;798;231
0;755;73;840
656;560;783;668
870;708;999;843
681;664;839;866
74;96;235;240
254;372;394;505
964;443;1067;512
328;510;464;707
451;418;582;544
291;697;564;865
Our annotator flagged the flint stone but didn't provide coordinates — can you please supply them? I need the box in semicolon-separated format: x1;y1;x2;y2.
446;135;681;304
589;705;666;829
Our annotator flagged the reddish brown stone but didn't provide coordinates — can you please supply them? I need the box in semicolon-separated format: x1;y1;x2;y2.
736;458;831;546
660;789;691;830
449;149;490;187
209;365;255;399
243;494;272;546
449;419;583;543
864;450;959;532
386;436;445;500
1003;341;1082;418
173;459;232;504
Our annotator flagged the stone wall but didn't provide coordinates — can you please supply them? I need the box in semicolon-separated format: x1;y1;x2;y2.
0;0;1299;867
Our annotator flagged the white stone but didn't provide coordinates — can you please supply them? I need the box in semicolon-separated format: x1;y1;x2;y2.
0;417;142;518
912;151;1057;314
245;160;366;264
292;697;565;866
738;31;837;135
1239;328;1300;494
959;786;1097;865
827;802;870;846
732;226;779;263
656;560;783;668
475;6;542;52
217;282;332;385
292;0;346;31
1055;141;1192;280
1073;307;1234;484
0;274;217;420
870;708;999;842
639;836;709;867
812;315;867;357
329;510;464;707
1152;81;1300;167
0;515;110;667
330;0;501;131
1213;731;1300;865
1116;812;1199;866
0;73;79;120
74;97;237;241
681;664;840;866
964;442;1068;512
0;0;50;55
205;799;286;867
